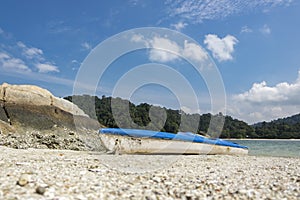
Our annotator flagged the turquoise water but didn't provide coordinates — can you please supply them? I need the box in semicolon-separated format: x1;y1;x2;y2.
230;139;300;158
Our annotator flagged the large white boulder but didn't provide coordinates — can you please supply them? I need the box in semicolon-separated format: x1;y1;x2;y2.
0;83;88;117
52;97;88;117
2;83;52;106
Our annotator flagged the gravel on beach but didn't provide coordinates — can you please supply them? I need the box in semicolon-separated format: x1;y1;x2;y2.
0;145;299;200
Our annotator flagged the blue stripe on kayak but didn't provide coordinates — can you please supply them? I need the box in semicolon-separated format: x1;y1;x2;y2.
99;128;248;149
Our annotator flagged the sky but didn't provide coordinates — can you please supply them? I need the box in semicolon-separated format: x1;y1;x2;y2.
0;0;300;124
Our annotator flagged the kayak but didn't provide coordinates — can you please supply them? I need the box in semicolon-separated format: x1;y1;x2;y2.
99;128;248;155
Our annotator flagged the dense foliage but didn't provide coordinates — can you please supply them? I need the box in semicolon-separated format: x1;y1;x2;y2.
65;95;299;139
253;114;300;139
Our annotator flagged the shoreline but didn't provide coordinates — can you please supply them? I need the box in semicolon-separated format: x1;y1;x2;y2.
227;139;300;158
0;145;299;199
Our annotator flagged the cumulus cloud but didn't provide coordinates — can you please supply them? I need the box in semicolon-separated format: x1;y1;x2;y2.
166;0;293;23
0;52;31;72
148;49;176;63
148;37;181;62
260;24;271;35
182;40;208;62
227;102;297;124
204;34;238;62
131;35;208;63
35;63;59;73
230;71;300;123
171;22;188;31
234;73;300;104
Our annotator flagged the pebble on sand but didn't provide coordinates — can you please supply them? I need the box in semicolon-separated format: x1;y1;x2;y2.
17;174;29;186
36;186;46;195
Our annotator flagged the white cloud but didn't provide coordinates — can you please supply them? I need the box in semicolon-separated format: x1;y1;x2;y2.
35;63;59;73
17;41;44;61
260;24;271;35
166;0;293;23
240;26;253;34
25;47;43;58
234;73;300;104
1;34;59;74
182;40;208;62
130;34;145;43
235;81;282;102
13;41;60;73
230;70;300;123
171;22;188;31
16;41;26;48
131;35;208;63
0;52;31;72
181;105;200;114
149;49;179;63
0;52;9;60
81;42;92;50
204;34;238;62
150;37;181;52
149;37;181;62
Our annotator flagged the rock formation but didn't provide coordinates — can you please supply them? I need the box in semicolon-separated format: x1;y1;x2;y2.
0;83;87;117
0;83;105;151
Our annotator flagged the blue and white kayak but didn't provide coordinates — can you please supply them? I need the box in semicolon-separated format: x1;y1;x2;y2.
99;128;248;155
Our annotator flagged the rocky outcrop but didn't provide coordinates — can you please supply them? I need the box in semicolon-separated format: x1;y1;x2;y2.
0;83;87;117
0;105;8;124
52;96;87;117
0;83;104;151
0;83;52;106
0;83;94;129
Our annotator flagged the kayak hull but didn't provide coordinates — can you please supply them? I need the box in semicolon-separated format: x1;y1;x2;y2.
99;131;248;155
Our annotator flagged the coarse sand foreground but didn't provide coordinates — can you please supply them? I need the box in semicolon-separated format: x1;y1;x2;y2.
0;146;299;200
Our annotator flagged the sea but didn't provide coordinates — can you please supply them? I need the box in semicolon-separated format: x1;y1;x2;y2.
230;139;300;158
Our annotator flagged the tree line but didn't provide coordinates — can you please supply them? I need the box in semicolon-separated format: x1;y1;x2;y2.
64;95;300;139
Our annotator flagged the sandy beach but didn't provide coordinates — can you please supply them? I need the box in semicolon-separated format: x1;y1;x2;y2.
0;146;299;200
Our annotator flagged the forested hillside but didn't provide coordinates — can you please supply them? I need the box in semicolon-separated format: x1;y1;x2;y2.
65;95;300;139
253;114;300;139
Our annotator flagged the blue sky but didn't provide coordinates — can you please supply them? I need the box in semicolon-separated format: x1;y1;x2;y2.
0;0;300;123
